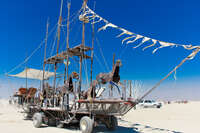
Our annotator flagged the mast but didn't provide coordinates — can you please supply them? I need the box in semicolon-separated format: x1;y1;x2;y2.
53;0;64;107
78;0;88;100
65;1;71;83
90;12;95;85
65;1;71;111
91;12;95;100
42;19;49;106
56;0;64;55
42;19;49;91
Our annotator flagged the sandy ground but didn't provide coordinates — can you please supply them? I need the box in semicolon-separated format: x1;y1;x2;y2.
0;99;199;133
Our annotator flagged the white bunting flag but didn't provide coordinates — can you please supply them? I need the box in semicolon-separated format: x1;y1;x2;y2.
127;35;143;44
133;37;151;48
98;23;118;32
84;5;200;58
122;35;136;44
142;39;157;51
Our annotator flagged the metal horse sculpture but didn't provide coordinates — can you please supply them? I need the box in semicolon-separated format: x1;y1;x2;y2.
96;59;122;85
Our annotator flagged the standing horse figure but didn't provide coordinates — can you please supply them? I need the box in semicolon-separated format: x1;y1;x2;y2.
96;59;122;85
95;59;122;96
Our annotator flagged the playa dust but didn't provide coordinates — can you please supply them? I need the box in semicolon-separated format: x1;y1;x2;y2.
0;99;199;133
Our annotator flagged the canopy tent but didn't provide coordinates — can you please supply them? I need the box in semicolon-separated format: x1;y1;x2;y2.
8;68;55;80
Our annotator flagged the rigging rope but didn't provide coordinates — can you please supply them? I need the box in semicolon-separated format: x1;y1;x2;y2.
138;48;200;102
6;24;57;75
93;53;106;72
95;36;110;72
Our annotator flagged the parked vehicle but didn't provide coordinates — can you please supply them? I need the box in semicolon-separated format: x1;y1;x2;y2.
138;100;162;108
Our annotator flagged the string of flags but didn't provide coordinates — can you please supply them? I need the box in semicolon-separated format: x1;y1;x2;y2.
79;4;200;100
80;5;200;60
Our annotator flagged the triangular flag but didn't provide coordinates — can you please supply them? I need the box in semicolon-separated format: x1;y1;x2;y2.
133;37;151;48
98;23;118;32
152;41;176;53
127;35;143;44
117;29;133;38
159;41;176;47
122;35;136;44
142;39;157;51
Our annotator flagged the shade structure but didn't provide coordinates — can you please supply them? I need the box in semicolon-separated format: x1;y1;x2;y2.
9;68;55;80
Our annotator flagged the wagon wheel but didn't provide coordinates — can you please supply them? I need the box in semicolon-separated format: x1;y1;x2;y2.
33;112;43;128
105;116;118;131
56;120;64;128
80;116;94;133
22;103;30;113
48;118;56;126
23;112;32;120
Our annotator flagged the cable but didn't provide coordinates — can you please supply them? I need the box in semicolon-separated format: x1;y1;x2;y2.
95;36;109;71
6;24;58;75
93;53;106;72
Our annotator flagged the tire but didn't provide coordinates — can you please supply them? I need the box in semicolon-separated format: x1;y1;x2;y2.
24;112;32;120
157;105;161;108
48;118;56;126
33;113;43;128
56;121;64;128
23;104;30;113
106;116;118;131
80;116;93;133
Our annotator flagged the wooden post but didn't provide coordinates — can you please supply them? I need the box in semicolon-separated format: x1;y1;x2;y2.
78;0;87;102
91;13;95;99
129;80;132;97
53;0;63;107
123;80;127;100
110;54;115;97
112;53;115;70
56;0;64;55
65;2;71;83
42;19;49;93
90;16;95;86
53;63;57;107
65;2;71;110
25;67;28;90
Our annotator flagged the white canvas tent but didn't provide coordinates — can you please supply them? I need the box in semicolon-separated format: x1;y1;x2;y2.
9;68;55;80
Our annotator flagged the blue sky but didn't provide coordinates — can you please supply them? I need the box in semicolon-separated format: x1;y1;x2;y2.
0;0;200;100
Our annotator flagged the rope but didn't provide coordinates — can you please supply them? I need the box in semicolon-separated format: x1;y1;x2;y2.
6;24;57;75
59;0;64;18
95;37;109;71
93;53;106;72
138;48;200;102
119;43;128;59
47;27;59;72
62;4;81;24
59;26;67;52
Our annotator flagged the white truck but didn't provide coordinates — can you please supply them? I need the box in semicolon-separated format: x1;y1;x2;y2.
138;100;162;108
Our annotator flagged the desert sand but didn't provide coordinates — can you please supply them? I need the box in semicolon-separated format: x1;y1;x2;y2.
0;99;199;133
